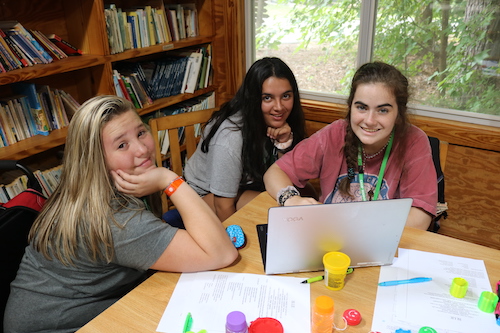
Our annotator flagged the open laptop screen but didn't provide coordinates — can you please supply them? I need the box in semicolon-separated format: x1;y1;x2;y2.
257;198;412;274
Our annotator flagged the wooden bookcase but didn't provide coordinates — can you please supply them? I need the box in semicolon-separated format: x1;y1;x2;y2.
0;0;245;163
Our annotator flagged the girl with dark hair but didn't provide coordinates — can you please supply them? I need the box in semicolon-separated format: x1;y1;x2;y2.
264;62;437;230
184;57;307;221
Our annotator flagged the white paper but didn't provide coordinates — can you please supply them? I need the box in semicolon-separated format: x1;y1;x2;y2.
157;271;310;333
372;248;498;333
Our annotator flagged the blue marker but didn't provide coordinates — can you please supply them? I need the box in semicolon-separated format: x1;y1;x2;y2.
378;277;432;286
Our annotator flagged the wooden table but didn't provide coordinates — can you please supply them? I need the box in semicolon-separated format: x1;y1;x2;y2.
78;192;500;332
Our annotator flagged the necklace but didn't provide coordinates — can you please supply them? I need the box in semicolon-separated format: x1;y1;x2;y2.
363;139;390;159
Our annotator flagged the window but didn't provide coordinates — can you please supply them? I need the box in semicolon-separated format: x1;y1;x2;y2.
248;0;500;127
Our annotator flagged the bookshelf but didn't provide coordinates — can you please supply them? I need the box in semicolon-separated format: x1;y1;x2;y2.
0;0;245;162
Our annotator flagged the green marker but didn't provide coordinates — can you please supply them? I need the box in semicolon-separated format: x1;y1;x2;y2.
301;275;324;284
183;312;193;333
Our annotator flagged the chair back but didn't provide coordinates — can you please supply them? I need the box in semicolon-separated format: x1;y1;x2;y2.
149;108;217;210
428;136;448;232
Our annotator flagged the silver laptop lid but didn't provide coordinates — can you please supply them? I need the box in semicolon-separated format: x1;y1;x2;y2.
265;198;412;274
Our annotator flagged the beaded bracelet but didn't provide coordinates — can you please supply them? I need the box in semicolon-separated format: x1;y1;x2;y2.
273;132;294;152
163;176;184;197
277;185;300;206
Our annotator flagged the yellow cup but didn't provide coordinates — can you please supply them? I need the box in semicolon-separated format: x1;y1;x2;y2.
323;252;351;290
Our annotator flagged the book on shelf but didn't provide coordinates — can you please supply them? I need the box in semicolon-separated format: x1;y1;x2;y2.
2;29;43;65
183;3;199;38
58;90;80;118
0;98;26;142
30;30;68;60
183;51;203;94
0;174;28;203
0;103;17;145
11;82;50;136
166;9;180;41
46;33;82;56
0;83;80;146
32;164;63;198
0;31;22;70
0;28;32;67
145;5;156;46
105;5;124;54
167;4;186;40
0;21;53;64
0;47;11;72
155;8;171;43
123;76;142;109
43;88;70;129
105;2;171;54
136;8;149;48
9;96;35;140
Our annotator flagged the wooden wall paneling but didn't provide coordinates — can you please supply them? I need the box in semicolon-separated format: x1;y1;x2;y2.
212;0;246;105
440;144;500;250
70;0;108;55
197;0;214;36
90;62;115;97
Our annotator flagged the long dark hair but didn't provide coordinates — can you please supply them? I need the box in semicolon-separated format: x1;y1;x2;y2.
201;57;306;182
338;61;411;198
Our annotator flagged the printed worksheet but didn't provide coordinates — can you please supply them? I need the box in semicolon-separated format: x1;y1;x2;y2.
156;271;310;333
372;248;498;333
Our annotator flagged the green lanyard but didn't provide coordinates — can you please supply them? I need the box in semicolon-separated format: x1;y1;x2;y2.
357;132;394;201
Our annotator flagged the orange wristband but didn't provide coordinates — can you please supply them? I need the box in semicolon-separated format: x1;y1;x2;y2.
163;176;184;197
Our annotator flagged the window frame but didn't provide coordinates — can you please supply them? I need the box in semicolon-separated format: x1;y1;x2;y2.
245;0;500;128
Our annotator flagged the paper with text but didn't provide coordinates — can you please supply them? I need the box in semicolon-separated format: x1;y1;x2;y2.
157;271;310;333
372;248;498;332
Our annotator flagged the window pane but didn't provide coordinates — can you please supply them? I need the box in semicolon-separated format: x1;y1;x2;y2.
373;0;500;116
255;0;360;95
253;0;500;118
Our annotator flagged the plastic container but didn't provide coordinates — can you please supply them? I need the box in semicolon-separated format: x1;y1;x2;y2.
248;317;283;333
226;311;248;333
311;295;334;333
450;277;468;298
323;251;351;290
478;291;499;313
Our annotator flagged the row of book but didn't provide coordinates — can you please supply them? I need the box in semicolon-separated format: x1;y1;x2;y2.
113;46;211;108
0;82;80;147
0;20;82;73
0;164;62;203
105;2;198;55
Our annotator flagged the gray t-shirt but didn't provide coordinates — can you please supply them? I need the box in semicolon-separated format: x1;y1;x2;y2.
184;112;244;198
4;200;177;333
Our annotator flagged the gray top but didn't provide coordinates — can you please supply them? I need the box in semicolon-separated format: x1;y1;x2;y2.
184;112;244;198
4;199;177;333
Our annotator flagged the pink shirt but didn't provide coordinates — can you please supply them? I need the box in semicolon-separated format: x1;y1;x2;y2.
277;120;437;216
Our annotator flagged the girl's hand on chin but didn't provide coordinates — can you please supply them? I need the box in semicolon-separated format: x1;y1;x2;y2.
267;122;292;142
111;168;167;197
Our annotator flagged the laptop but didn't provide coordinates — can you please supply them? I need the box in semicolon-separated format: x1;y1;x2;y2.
257;198;412;274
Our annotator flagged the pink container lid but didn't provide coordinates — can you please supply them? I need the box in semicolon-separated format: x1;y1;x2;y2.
248;317;283;333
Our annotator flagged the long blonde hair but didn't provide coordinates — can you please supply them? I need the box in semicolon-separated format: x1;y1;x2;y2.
30;95;161;265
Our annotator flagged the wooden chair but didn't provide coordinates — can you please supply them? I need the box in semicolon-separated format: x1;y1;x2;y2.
149;108;217;211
